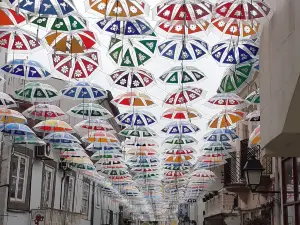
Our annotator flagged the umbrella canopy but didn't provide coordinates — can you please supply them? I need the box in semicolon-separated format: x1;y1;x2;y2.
112;92;156;108
164;147;195;155
201;142;233;152
164;86;206;106
162;107;201;120
51;51;100;79
208;110;245;128
75;119;115;132
211;39;259;65
67;103;113;119
115;111;157;127
14;82;59;103
86;0;150;18
126;147;157;156
45;30;96;53
164;163;190;172
207;93;246;108
86;143;121;151
91;152;123;161
164;171;186;178
204;128;239;142
44;132;81;144
60;81;107;100
165;155;194;163
0;28;42;52
82;131;119;143
60;150;88;158
119;126;157;138
215;0;271;20
0;123;35;136
245;89;260;104
0;8;26;27
108;37;157;67
96;17;155;37
0;109;27;124
245;110;260;122
249;125;260;146
14;135;46;146
218;63;256;93
34;120;72;133
1;59;52;80
158;38;208;61
159;66;206;85
124;138;159;148
23;104;66;120
128;156;160;164
109;68;155;89
162;135;198;146
161;121;200;135
52;142;83;150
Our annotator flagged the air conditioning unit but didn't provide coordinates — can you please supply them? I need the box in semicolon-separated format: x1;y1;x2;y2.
35;143;53;160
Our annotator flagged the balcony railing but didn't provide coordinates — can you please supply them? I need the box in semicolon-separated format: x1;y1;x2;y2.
224;139;272;191
32;209;82;225
204;190;236;218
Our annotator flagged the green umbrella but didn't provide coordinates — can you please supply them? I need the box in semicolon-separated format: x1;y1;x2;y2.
245;88;260;104
27;14;87;32
119;126;157;138
108;37;157;67
91;152;123;161
14;82;59;103
218;63;256;93
14;135;45;146
67;103;113;119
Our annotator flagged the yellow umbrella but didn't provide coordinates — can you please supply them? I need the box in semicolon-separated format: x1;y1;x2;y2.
249;125;260;146
0;109;27;124
208;110;245;128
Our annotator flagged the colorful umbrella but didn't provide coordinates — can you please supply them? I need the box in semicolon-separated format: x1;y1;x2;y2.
249;125;260;146
204;128;239;142
51;51;100;79
162;107;201;120
211;16;260;38
207;93;246;108
126;147;157;156
159;66;205;85
164;171;186;178
201;141;233;152
211;39;259;65
5;0;76;16
119;126;157;138
75;119;115;132
44;132;80;143
14;135;46;146
86;143;121;151
215;0;271;20
14;82;59;103
208;110;245;128
245;110;260;122
124;138;159;148
161;121;200;135
96;160;126;169
153;0;213;21
22;104;66;120
0;123;35;135
112;92;156;108
164;86;206;106
96;17;155;37
162;135;198;146
164;147;195;155
108;37;157;67
60;150;88;159
134;173;160;179
61;81;107;100
82;131;119;143
0;109;27;124
245;89;260;104
52;142;83;150
91;152;123;161
0;92;16;108
218;63;256;93
190;169;216;181
2;59;52;80
165;155;194;163
27;13;87;32
155;19;209;36
0;28;42;52
115;111;157;127
109;68;155;89
128;156;159;164
164;163;190;171
158;38;208;61
67;103;113;119
45;30;96;53
0;8;26;27
86;0;150;18
34;120;72;133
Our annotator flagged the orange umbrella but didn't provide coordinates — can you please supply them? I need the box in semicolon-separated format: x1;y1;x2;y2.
249;125;260;147
112;92;156;108
208;110;245;128
33;120;72;132
82;131;119;143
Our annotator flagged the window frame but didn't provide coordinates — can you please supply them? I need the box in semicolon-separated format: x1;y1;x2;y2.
96;186;101;208
81;182;90;215
10;153;29;202
41;165;55;208
62;176;75;212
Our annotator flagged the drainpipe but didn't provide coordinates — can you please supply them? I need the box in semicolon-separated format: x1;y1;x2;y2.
91;182;95;225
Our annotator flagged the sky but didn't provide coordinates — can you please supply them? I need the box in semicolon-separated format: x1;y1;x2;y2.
8;0;228;152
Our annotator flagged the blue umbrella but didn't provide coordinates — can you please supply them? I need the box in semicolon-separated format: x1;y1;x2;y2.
60;81;107;101
211;39;259;65
115;111;157;127
1;59;51;80
161;121;200;135
43;132;81;144
86;143;122;152
0;123;35;136
204;129;239;142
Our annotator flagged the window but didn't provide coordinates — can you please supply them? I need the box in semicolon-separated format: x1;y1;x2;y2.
41;165;54;208
81;182;89;215
62;176;74;212
10;153;28;202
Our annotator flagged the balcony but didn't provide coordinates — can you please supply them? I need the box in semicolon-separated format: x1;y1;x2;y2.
204;189;237;218
224;139;272;193
31;209;82;225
